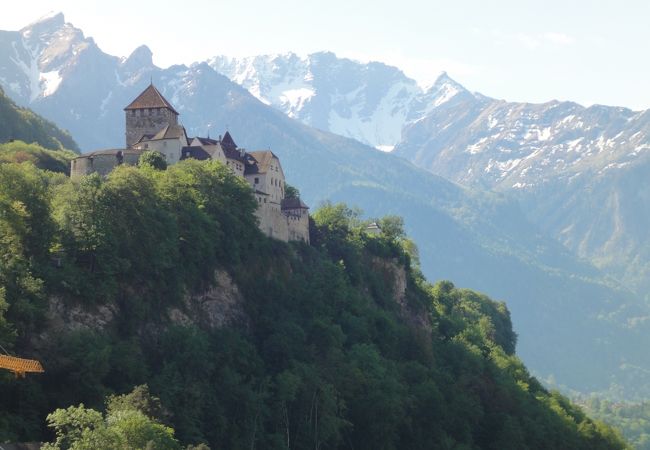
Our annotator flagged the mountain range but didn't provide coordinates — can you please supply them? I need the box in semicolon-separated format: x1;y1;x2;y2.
210;52;650;297
2;13;650;399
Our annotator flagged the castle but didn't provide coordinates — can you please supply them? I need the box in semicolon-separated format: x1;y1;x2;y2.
70;84;310;243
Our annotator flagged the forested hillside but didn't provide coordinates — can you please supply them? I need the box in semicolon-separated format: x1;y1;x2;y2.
0;87;78;152
0;159;627;449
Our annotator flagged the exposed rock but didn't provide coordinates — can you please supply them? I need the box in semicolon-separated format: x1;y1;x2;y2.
170;269;250;330
370;257;430;334
46;296;116;333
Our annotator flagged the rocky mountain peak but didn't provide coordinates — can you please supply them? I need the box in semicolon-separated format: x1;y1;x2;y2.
123;45;154;68
21;12;66;37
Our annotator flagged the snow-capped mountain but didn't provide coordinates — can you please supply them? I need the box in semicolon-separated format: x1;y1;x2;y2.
392;90;650;292
0;12;93;102
210;47;650;297
395;96;650;191
209;53;467;151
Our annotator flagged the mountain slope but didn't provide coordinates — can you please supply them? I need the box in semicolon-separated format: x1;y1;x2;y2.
1;14;650;397
393;84;650;294
0;84;77;151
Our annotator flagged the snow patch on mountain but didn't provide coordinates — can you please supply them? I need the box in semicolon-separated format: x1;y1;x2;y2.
209;53;462;150
41;70;62;96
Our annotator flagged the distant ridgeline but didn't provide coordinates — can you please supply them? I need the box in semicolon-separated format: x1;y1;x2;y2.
70;84;309;243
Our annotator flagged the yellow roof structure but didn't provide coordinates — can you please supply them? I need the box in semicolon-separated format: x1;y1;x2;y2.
0;354;44;378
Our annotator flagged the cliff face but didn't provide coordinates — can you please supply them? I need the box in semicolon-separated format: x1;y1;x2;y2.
38;257;423;347
34;269;250;352
370;256;431;335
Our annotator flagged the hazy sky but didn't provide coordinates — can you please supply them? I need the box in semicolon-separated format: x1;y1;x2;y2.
2;0;648;110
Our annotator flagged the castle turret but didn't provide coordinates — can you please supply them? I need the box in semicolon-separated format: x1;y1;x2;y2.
124;84;179;148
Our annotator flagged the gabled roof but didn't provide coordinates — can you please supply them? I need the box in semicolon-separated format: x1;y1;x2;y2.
281;197;309;210
244;150;281;175
135;134;155;144
221;131;237;151
181;146;211;161
192;136;220;146
150;124;187;141
124;84;179;115
223;145;245;162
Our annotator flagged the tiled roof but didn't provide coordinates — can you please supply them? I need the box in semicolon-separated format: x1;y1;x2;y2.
244;150;280;175
124;84;179;114
281;197;309;210
150;124;187;141
192;136;219;146
135;134;155;144
181;146;211;161
223;145;245;162
221;131;237;151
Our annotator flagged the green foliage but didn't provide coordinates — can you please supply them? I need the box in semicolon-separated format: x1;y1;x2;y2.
42;387;187;450
0;86;78;152
106;385;166;422
138;150;168;170
0;140;77;174
581;397;650;449
0;161;628;450
0;162;55;337
378;215;405;241
284;183;300;199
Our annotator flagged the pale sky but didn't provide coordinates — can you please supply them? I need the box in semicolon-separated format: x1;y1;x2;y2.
2;0;649;110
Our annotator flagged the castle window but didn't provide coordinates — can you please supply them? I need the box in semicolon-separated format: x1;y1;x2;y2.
254;177;259;184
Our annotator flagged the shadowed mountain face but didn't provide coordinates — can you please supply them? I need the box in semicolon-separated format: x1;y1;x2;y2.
2;14;650;397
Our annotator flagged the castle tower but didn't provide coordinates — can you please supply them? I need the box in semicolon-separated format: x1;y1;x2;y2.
124;84;179;148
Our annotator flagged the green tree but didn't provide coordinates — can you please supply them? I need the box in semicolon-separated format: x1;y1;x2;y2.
42;387;188;450
284;183;300;199
139;150;167;170
378;215;405;241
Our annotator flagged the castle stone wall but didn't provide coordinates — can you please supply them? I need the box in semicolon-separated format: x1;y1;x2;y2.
125;108;178;148
70;152;140;177
256;201;289;241
286;209;310;243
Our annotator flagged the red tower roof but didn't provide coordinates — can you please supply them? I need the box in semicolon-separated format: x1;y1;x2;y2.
124;84;179;115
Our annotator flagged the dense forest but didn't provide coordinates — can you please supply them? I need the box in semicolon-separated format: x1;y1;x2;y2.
0;87;78;153
0;153;629;449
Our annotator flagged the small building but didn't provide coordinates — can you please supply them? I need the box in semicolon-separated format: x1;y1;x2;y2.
366;222;382;235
